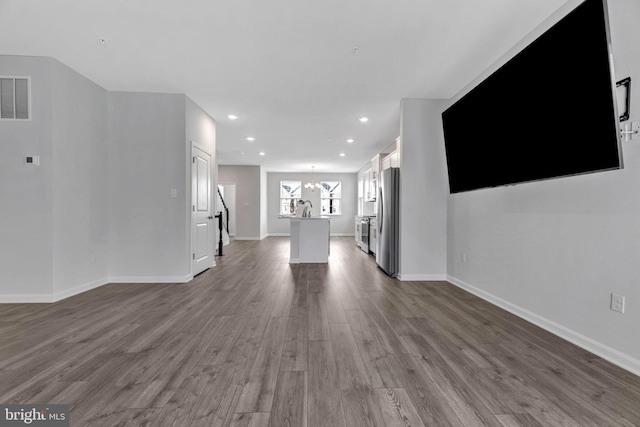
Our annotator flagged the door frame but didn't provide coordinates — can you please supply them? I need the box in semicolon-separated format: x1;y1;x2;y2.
190;141;215;277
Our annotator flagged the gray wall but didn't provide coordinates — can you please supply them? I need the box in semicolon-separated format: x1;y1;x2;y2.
218;165;262;239
446;0;640;372
108;92;189;281
260;167;268;239
51;59;109;296
267;172;357;235
399;99;448;280
0;57;216;299
0;56;54;299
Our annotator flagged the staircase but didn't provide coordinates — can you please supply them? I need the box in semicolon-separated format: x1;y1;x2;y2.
216;188;231;255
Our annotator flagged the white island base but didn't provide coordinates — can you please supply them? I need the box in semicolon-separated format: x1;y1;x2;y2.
287;217;330;264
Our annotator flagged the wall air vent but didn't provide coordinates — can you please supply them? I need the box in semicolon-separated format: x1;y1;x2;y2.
0;76;30;120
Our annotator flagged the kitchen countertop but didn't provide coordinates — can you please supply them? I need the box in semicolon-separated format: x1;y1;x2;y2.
279;215;330;220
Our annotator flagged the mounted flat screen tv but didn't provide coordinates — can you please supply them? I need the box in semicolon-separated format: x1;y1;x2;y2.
442;0;622;194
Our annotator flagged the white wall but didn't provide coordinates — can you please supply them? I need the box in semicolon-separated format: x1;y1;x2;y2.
51;59;109;297
0;56;54;299
446;0;640;374
267;172;357;236
218;165;262;239
108;92;190;282
398;99;449;281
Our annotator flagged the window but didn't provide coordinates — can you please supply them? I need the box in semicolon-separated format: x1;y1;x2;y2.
280;180;301;215
321;181;341;215
0;76;30;120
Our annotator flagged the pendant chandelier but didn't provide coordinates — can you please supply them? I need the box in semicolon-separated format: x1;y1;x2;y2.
305;166;322;191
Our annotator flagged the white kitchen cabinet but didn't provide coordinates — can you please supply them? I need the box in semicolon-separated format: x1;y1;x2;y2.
364;168;376;201
381;154;391;171
389;151;399;168
371;154;381;180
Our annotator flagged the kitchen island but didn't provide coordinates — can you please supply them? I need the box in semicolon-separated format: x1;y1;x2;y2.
282;216;330;263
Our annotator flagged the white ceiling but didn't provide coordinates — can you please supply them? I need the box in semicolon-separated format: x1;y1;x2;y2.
0;0;567;172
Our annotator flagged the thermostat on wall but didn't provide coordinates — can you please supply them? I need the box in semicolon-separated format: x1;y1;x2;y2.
25;155;40;165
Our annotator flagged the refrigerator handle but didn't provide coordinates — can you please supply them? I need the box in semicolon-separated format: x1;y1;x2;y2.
378;186;383;234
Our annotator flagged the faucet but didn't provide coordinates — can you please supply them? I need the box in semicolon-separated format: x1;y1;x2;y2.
299;200;313;217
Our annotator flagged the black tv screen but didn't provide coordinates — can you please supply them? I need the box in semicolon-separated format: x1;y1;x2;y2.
442;0;622;194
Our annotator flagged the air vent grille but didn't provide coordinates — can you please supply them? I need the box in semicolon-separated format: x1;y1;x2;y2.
0;76;30;120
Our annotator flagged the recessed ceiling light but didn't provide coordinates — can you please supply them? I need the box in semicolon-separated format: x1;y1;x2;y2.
259;152;265;156
339;153;346;157
228;114;238;120
246;137;255;141
347;139;354;143
359;117;369;123
98;38;107;45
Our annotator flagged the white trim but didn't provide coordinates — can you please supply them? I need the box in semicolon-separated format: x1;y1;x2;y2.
289;258;300;264
268;233;290;237
0;277;109;304
0;294;56;304
260;234;269;240
446;275;640;377
331;233;355;237
109;275;193;284
53;277;109;302
398;274;447;281
234;237;263;241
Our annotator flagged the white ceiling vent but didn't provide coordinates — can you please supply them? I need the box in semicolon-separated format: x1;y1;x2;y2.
0;76;30;120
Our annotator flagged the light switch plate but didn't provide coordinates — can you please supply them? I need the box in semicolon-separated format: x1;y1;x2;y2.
611;293;625;314
25;155;40;165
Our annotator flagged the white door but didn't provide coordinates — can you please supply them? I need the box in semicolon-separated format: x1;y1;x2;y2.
192;145;213;276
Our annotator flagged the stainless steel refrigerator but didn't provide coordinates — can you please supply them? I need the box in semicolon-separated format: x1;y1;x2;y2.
376;168;399;277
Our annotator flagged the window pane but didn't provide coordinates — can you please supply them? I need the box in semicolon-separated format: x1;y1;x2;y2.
14;78;28;119
321;198;341;215
281;181;301;198
1;78;14;119
321;181;341;198
281;199;296;215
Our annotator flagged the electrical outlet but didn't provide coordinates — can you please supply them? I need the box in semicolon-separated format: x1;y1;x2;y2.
611;293;625;314
461;253;467;263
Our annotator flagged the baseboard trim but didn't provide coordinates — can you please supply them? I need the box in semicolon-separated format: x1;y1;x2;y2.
234;237;263;241
108;274;193;284
331;233;356;237
53;277;110;302
0;293;56;304
397;274;447;281
446;275;640;377
260;234;269;240
0;277;109;304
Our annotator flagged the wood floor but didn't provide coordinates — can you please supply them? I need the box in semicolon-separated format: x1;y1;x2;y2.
1;237;639;426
